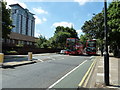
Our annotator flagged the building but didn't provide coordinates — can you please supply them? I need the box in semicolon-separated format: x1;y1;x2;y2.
3;4;36;47
10;4;35;37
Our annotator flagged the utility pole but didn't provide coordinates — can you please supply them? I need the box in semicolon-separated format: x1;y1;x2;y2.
104;0;109;86
0;2;2;53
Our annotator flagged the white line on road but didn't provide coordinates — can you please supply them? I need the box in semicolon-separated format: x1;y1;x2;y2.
90;56;95;59
48;60;87;89
39;60;44;62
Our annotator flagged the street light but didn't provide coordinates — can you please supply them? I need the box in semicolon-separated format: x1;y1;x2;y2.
104;0;109;86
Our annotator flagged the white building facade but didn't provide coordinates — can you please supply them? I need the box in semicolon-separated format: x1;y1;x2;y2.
9;4;35;37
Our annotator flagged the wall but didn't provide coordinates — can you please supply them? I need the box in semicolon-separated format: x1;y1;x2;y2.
2;45;61;55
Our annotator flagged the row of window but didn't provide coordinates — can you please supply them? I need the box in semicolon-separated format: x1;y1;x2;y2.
2;39;34;46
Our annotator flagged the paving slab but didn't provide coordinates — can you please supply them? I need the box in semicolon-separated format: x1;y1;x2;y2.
2;60;36;68
94;55;120;89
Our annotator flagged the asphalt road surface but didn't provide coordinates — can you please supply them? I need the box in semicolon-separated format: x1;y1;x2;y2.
2;53;94;88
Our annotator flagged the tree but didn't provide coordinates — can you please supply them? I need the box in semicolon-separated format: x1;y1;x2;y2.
54;26;78;38
81;12;104;40
107;0;120;56
79;34;88;48
54;32;71;49
81;0;120;57
2;1;13;39
36;35;48;48
81;12;104;54
49;26;78;49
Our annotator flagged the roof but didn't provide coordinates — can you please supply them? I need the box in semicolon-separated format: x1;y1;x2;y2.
9;3;24;10
9;32;36;42
9;3;35;15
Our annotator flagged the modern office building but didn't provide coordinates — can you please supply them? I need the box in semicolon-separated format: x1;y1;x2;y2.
3;4;36;47
10;4;35;37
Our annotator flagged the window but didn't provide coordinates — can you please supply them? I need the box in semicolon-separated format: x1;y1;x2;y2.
27;41;29;45
13;40;15;44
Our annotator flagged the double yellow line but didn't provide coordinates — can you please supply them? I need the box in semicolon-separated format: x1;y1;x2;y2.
78;57;97;87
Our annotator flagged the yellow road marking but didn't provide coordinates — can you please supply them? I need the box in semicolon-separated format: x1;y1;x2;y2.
78;58;97;87
48;60;87;89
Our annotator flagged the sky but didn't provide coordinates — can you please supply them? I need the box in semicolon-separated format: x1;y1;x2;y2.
6;0;112;39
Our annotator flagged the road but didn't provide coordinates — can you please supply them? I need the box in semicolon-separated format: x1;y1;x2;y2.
2;53;94;88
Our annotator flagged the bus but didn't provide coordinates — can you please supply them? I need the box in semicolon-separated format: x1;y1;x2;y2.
85;39;97;55
65;38;84;55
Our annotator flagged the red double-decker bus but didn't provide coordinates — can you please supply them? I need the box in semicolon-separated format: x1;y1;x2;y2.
85;39;97;55
65;38;84;55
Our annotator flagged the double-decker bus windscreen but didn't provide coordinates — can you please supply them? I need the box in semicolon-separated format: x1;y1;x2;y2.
87;41;96;47
86;40;97;54
66;38;76;51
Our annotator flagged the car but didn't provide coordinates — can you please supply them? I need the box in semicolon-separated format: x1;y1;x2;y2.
60;50;66;54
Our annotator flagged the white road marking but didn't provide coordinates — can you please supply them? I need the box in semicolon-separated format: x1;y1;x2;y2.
98;66;103;68
90;56;95;59
48;60;87;89
97;73;104;76
39;60;44;62
97;73;111;77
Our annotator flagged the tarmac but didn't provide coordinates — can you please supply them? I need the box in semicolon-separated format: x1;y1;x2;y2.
0;53;120;89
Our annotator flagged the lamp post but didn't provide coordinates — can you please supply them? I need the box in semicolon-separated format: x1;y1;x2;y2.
0;3;2;53
104;0;109;86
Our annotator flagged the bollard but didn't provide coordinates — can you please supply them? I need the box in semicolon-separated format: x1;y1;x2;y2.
0;53;4;65
28;52;32;61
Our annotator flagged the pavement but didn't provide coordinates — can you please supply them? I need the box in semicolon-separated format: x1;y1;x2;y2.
94;54;120;89
79;53;120;89
1;53;54;68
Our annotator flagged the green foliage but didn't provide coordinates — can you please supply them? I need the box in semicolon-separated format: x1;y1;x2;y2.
54;32;71;49
107;0;120;56
81;0;120;57
81;12;104;40
79;34;88;48
16;44;24;47
2;0;13;38
49;26;78;49
36;35;48;48
41;41;49;48
55;26;78;38
6;50;17;54
96;39;104;47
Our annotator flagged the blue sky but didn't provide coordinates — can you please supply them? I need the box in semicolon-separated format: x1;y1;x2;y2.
7;0;109;39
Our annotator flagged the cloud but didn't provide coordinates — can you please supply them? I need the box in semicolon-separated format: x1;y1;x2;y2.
34;16;47;24
35;32;41;38
34;16;42;24
35;31;48;39
52;22;74;28
6;0;27;8
76;29;83;35
74;0;94;5
42;17;47;22
33;7;48;14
